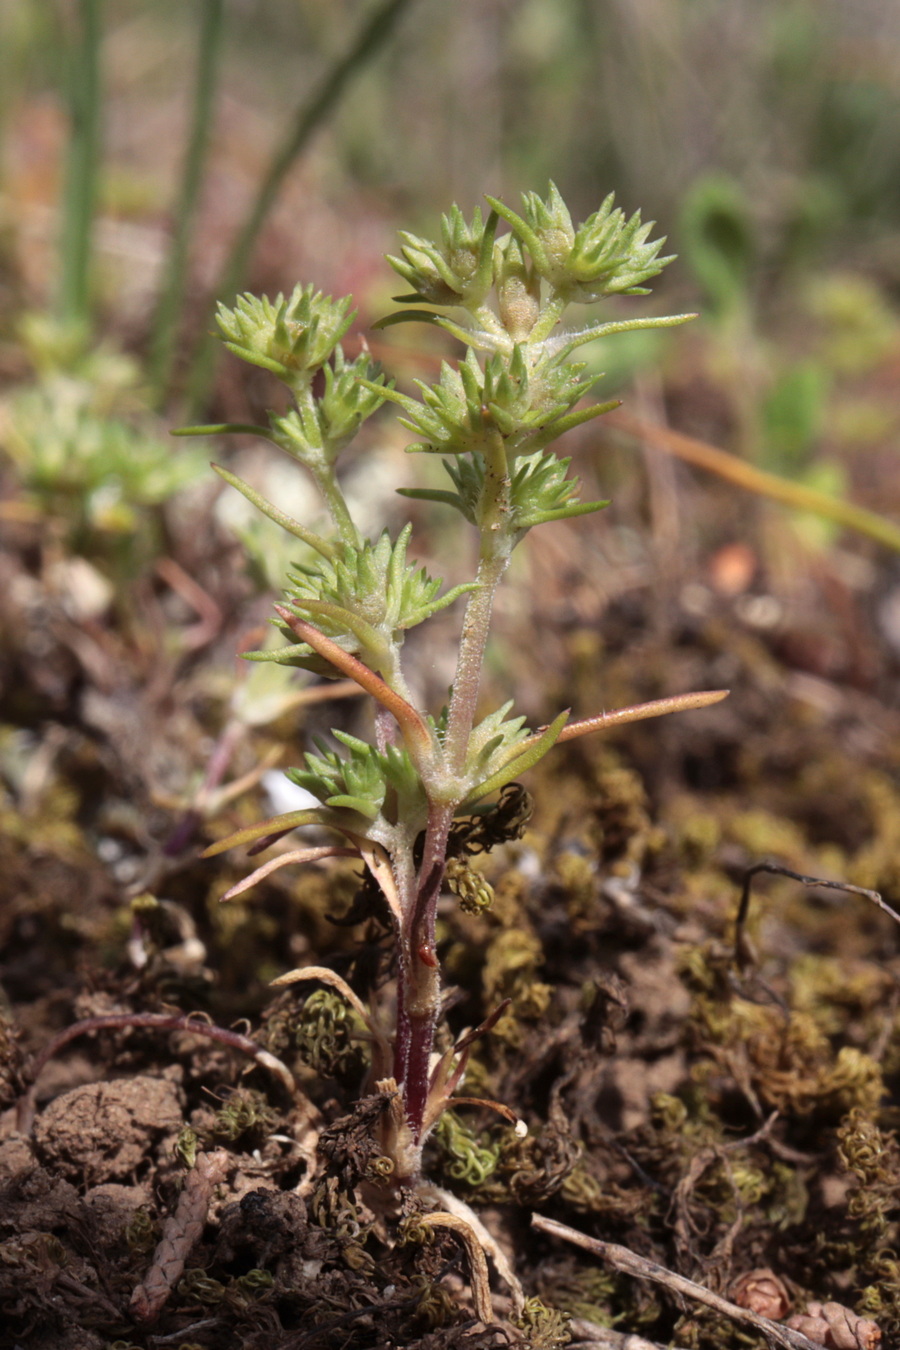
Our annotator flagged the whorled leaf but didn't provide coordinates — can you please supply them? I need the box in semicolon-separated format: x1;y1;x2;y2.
287;730;428;832
487;182;674;303
216;285;355;384
387;205;498;308
251;524;475;674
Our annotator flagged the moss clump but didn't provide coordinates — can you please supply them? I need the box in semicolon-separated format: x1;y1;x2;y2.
294;987;367;1081
431;1110;501;1188
482;927;553;1042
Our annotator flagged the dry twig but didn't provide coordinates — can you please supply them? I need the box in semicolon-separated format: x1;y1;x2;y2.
420;1211;494;1324
531;1214;824;1350
16;1011;295;1133
569;1320;692;1350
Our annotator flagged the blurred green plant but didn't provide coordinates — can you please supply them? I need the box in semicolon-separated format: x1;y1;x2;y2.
670;172;900;554
58;0;101;327
147;0;225;399
180;184;726;1196
0;316;205;557
182;0;417;410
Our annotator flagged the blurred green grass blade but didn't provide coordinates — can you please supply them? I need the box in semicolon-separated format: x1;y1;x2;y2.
59;0;102;326
185;0;417;413
148;0;225;404
612;411;900;554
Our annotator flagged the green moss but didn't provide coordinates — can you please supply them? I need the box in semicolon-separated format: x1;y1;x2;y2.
431;1110;501;1188
514;1297;572;1348
482;926;553;1041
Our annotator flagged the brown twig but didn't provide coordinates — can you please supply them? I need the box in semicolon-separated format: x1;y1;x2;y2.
607;410;900;554
733;863;900;972
130;1149;231;1322
419;1212;494;1324
568;1321;693;1350
531;1214;824;1350
16;1011;295;1132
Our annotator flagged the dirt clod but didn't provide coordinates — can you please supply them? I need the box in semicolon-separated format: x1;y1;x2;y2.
32;1076;183;1184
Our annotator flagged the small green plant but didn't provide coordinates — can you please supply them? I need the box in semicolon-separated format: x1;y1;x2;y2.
180;184;724;1192
1;316;206;558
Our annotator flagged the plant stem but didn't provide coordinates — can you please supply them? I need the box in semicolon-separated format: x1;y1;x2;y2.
398;801;453;1139
444;430;514;773
148;0;225;403
307;460;361;548
59;0;102;326
185;0;416;412
395;431;516;1144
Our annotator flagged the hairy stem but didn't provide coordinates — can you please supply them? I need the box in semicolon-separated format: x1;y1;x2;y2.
393;432;516;1143
443;429;514;774
307;460;360;549
399;801;453;1139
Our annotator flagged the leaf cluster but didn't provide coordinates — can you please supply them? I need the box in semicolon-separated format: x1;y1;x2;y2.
287;729;425;829
252;524;474;676
488;182;675;301
197;182;691;918
215;284;355;386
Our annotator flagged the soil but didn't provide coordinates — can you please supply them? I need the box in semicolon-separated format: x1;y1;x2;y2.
3;435;900;1350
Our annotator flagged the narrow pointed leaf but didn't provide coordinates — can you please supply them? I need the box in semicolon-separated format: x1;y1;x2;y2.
556;689;730;741
173;422;275;439
466;710;569;804
484;194;547;271
273;607;434;762
212;464;335;557
202;808;331;858
556;312;697;358
324;794;381;818
220;846;360;901
283;598;383;653
220;342;292;377
371;309;444;331
516;499;610;528
396;488;466;511
534;400;622;441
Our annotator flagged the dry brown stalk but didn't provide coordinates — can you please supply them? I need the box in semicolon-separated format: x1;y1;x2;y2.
531;1214;824;1350
130;1148;232;1322
419;1211;494;1324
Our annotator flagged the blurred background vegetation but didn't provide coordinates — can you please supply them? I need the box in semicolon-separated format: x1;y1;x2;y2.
1;0;899;892
2;0;899;395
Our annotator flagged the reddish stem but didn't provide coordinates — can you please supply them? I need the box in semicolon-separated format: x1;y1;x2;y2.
396;801;455;1139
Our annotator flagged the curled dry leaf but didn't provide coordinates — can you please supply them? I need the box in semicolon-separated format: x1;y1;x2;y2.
731;1269;792;1321
786;1301;881;1350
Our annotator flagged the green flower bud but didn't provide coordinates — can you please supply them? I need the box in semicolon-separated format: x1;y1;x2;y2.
216;284;355;385
387;204;497;307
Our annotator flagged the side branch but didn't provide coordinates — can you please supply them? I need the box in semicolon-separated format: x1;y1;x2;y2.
273;606;433;760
